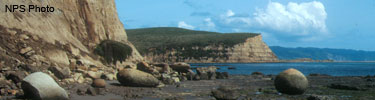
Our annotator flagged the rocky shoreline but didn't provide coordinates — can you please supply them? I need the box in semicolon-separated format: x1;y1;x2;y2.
2;62;375;100
66;74;375;100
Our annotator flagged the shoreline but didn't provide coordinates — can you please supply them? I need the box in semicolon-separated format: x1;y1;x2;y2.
65;75;375;100
189;61;375;64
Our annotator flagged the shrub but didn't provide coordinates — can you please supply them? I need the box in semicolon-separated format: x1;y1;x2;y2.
94;40;133;64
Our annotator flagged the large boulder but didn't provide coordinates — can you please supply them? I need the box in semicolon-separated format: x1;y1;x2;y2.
21;72;68;100
169;62;191;73
117;68;160;87
274;68;308;95
196;66;217;80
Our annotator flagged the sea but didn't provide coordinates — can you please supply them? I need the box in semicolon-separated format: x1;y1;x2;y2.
190;62;375;76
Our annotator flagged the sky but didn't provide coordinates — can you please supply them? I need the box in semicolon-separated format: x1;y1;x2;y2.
115;0;375;51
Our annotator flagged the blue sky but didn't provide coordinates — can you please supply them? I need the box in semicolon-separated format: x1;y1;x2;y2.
115;0;375;51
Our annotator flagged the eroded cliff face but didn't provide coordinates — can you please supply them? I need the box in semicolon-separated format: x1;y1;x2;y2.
144;35;278;63
0;0;142;69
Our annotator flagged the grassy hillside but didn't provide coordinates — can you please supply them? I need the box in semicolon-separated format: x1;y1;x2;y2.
127;27;259;55
270;46;375;61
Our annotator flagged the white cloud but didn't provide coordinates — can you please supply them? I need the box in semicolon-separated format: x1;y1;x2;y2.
222;10;251;25
204;18;215;27
200;1;329;41
226;10;235;17
183;1;328;42
178;21;195;29
196;18;216;31
254;1;328;36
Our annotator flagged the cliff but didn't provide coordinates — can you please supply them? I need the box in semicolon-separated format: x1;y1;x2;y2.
0;0;143;69
127;27;278;63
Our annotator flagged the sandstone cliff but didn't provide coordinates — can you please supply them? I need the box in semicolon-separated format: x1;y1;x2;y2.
127;27;278;63
0;0;142;69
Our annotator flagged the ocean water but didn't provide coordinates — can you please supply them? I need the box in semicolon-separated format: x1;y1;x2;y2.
190;62;375;76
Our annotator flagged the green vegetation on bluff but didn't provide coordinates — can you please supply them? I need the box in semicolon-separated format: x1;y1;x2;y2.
127;27;259;56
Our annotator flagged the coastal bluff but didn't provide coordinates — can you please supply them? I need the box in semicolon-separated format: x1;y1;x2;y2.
127;27;278;63
0;0;143;68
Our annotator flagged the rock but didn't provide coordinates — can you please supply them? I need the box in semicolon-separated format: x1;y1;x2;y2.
18;64;38;73
193;74;200;80
153;63;172;74
196;66;217;80
307;94;333;100
251;72;264;76
6;71;25;84
222;72;229;78
186;70;196;80
89;67;99;72
309;73;331;77
7;89;17;95
274;68;308;95
161;74;180;84
92;79;106;88
0;88;7;96
172;77;180;83
19;34;30;40
87;71;102;79
199;73;209;80
6;29;17;36
212;86;239;100
170;62;191;73
179;76;187;81
102;74;115;80
21;72;68;100
64;78;75;84
73;73;85;83
19;47;33;55
156;83;166;88
161;74;173;84
328;83;361;91
216;72;229;79
165;97;184;100
44;49;70;66
76;88;86;95
137;61;158;74
19;47;35;58
117;68;160;87
86;87;97;96
227;66;236;70
171;72;179;77
77;77;85;84
48;66;71;79
85;78;93;83
137;61;154;73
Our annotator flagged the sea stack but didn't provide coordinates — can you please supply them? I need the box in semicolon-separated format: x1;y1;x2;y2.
274;68;308;95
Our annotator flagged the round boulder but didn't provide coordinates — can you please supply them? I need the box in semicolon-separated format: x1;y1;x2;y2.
92;79;106;88
117;68;160;87
274;68;308;95
21;72;68;100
